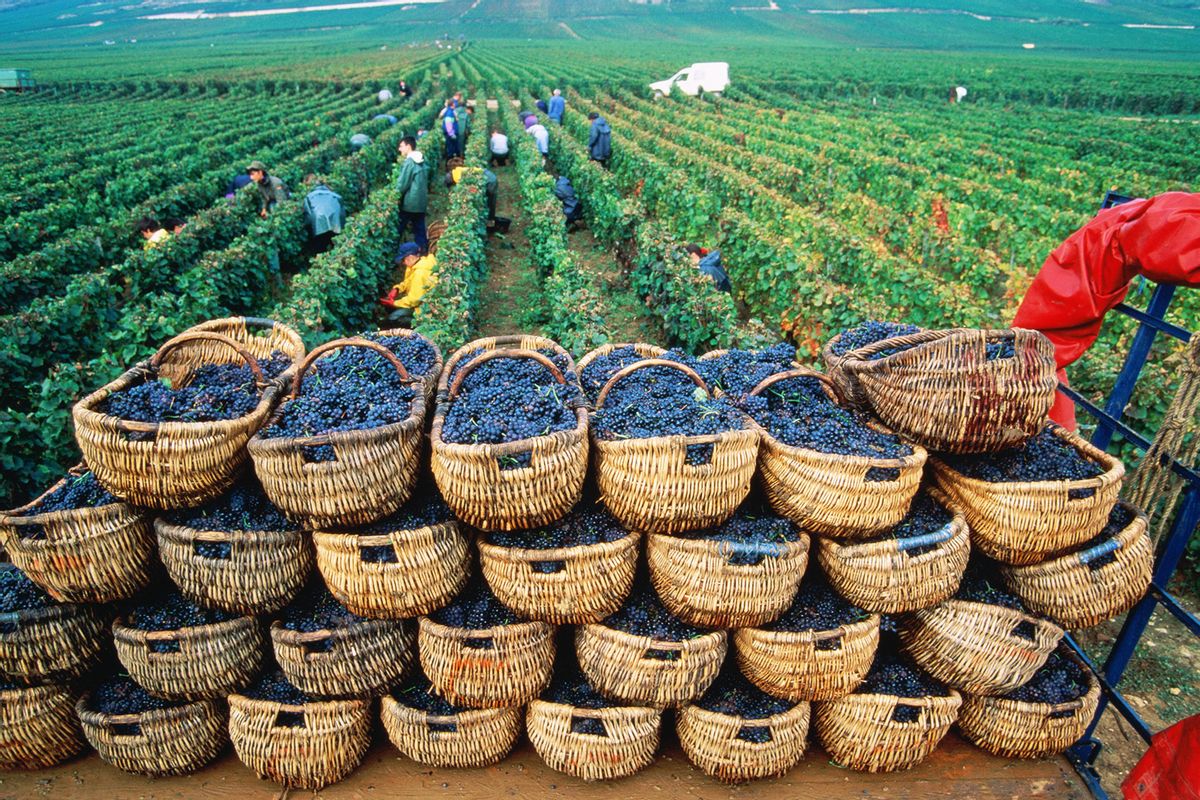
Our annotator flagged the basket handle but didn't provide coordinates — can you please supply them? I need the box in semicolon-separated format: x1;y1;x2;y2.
102;717;145;737
423;714;461;730
595;359;710;410
897;523;955;553
529;560;567;574
290;337;411;397
1077;537;1121;565
149;331;265;387
448;348;565;401
642;639;685;658
841;329;948;362
748;367;843;405
290;628;337;656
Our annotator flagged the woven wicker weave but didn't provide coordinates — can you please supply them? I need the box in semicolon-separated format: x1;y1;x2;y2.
478;531;640;624
73;331;285;508
930;425;1124;565
0;684;84;769
593;360;757;534
824;328;1057;453
112;615;264;701
227;693;371;790
77;695;226;776
677;701;810;783
381;698;522;767
155;518;311;615
576;625;727;708
817;488;970;614
432;336;588;531
900;599;1065;695
815;690;962;772
249;336;431;529
270;618;414;698
0;600;106;685
958;660;1100;759
749;369;926;538
418;618;555;708
526;700;662;781
647;532;810;628
0;467;154;603
313;520;469;619
1000;502;1152;630
733;615;880;702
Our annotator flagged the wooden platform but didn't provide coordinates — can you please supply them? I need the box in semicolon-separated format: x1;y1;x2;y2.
0;732;1090;800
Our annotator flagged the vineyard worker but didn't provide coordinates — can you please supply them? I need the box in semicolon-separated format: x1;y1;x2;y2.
247;161;289;218
350;132;372;151
554;176;584;227
459;102;473;148
398;79;412;98
548;89;565;124
445;164;498;223
525;116;550;160
442;103;461;159
225;172;252;201
164;217;186;234
136;217;170;249
535;98;549;115
395;136;430;254
685;244;732;293
301;177;345;256
379;242;437;327
490;129;510;167
588;112;612;167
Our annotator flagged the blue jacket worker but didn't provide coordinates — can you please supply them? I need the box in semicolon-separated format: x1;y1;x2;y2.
686;244;732;293
548;89;565;124
588;112;612;165
535;98;549;115
554;176;584;225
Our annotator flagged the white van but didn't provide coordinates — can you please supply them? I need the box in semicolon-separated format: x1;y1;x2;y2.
649;62;730;97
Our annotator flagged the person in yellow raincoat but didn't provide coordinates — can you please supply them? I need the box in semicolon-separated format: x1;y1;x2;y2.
380;241;437;327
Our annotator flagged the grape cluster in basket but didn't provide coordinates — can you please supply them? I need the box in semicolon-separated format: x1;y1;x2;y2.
165;476;293;534
0;568;56;612
831;320;1014;361
128;589;236;631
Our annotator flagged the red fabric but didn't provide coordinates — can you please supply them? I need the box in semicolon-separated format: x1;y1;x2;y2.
1123;715;1200;800
1012;192;1200;427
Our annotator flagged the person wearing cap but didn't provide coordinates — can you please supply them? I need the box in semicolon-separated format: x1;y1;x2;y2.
548;89;565;124
379;241;437;327
395;136;430;253
445;162;498;223
247;161;289;218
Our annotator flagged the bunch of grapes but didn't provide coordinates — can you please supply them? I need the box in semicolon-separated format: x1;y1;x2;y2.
764;568;871;632
243;669;314;707
578;346;677;404
429;579;522;629
101;353;291;425
393;671;469;715
89;675;184;715
943;425;1104;484
955;558;1027;612
279;583;365;633
441;349;582;446
1075;504;1136;570
591;363;745;448
1005;649;1089;704
370;333;440;380
859;493;953;556
489;502;628;550
740;375;912;459
165;475;294;534
127;588;236;631
352;487;454;563
697;663;795;740
829;321;923;359
542;656;618;734
603;585;707;641
695;343;797;400
677;504;800;566
856;647;950;699
15;470;120;541
0;568;55;613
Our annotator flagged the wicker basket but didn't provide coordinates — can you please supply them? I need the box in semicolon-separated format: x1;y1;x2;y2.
900;599;1065;695
815;690;963;772
155;517;311;615
817;489;970;614
432;336;589;531
733;615;880;702
180;316;305;384
526;700;662;781
0;683;85;769
576;342;667;403
227;693;371;790
381;697;522;767
270;618;414;698
112;615;265;700
249;337;429;529
677;701;810;783
1000;503;1152;630
647;532;810;628
576;624;727;708
0;467;154;603
313;519;468;619
749;369;927;538
73;331;285;509
593;360;758;534
930;425;1125;565
958;660;1101;759
0;600;106;685
418;618;555;707
77;695;226;776
823;328;1057;453
478;531;640;624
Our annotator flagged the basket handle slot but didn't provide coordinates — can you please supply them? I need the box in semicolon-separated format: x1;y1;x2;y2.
865;466;901;483
1010;620;1037;641
193;539;233;560
464;637;495;650
274;710;305;728
290;337;412;398
426;718;459;733
498;451;534;471
147;638;182;655
1067;487;1097;501
891;704;923;724
301;637;336;656
814;633;843;652
530;560;566;574
1078;538;1121;565
109;721;143;737
449;348;565;401
897;524;955;553
595;358;710;409
1049;708;1078;720
642;640;684;661
748;367;844;406
359;543;399;564
685;442;714;466
0;613;20;634
570;712;609;737
735;724;773;743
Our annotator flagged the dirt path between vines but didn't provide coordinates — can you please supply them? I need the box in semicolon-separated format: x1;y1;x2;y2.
565;223;667;344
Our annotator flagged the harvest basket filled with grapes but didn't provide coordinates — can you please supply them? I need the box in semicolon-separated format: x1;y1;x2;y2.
0;566;107;685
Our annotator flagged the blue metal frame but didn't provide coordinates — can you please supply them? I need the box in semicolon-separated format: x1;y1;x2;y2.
1053;190;1200;797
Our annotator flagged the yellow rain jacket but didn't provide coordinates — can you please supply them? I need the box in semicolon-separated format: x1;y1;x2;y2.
384;254;438;309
